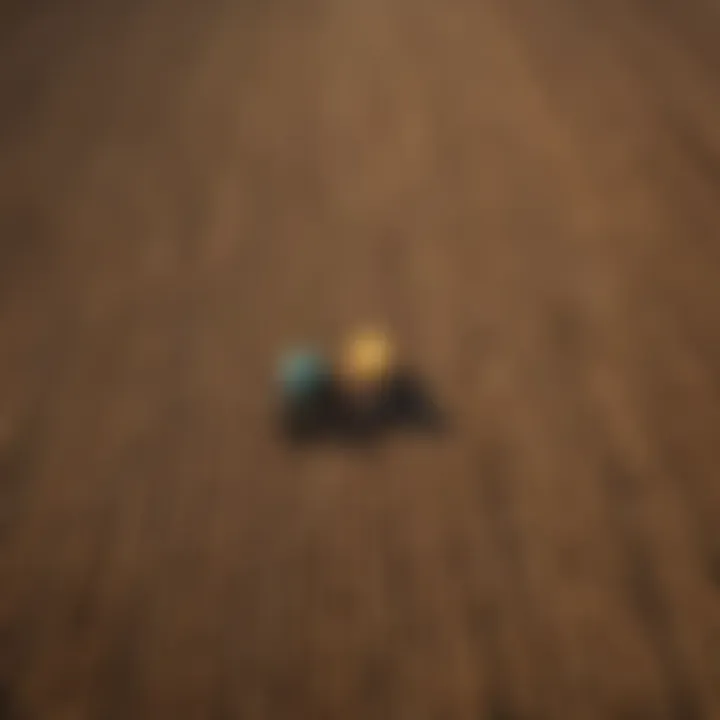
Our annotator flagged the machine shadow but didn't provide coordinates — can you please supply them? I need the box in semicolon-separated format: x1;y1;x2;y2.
278;368;450;449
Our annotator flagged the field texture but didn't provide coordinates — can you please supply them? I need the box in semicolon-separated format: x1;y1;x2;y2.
1;0;720;717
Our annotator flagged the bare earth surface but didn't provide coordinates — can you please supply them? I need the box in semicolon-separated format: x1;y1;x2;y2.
1;0;720;717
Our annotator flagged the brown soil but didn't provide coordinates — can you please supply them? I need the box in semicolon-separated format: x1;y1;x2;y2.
1;0;720;717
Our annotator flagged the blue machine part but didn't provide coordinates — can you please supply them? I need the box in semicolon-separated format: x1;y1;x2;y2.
278;350;329;402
